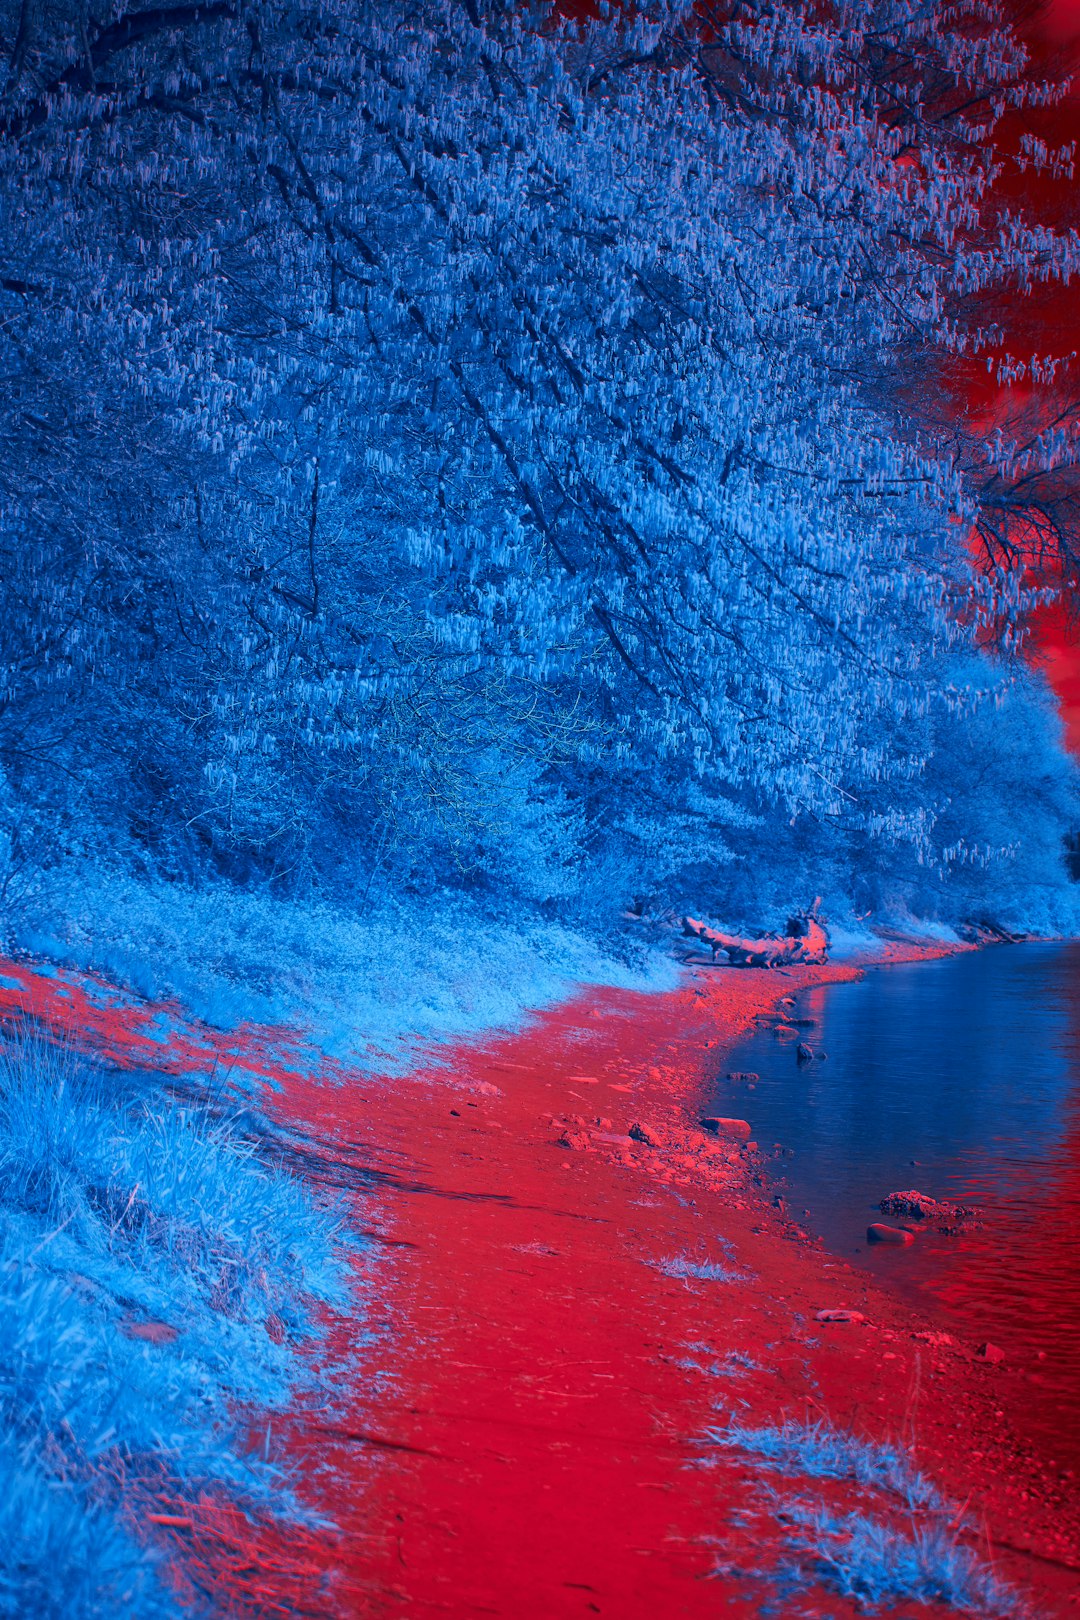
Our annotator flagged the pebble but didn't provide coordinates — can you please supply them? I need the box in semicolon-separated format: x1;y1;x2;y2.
867;1222;915;1246
700;1116;752;1139
628;1120;666;1148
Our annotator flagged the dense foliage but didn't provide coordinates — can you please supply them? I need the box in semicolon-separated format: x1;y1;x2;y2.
2;0;1079;926
0;1032;344;1617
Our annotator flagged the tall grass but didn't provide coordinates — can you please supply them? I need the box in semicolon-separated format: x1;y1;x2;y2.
705;1415;1023;1615
13;865;677;1067
784;1506;1023;1617
705;1416;939;1509
0;1030;345;1617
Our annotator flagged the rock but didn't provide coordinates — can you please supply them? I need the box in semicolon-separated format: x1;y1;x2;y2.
879;1189;981;1228
557;1129;591;1151
628;1120;666;1148
700;1116;752;1139
867;1222;915;1245
726;1070;759;1083
796;1042;815;1063
815;1308;866;1324
977;1342;1006;1365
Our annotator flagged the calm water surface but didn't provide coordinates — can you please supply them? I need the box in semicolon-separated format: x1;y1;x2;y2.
716;943;1080;1466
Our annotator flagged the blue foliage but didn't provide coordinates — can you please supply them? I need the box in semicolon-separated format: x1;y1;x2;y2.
0;0;1076;931
657;1255;744;1283
784;1505;1023;1616
705;1417;938;1510
707;1415;1021;1613
0;1032;345;1616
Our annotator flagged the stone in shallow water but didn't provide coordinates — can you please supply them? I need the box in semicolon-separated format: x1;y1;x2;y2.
700;1115;751;1139
867;1221;915;1246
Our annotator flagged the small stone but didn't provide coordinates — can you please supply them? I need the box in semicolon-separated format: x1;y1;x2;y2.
796;1042;815;1063
976;1342;1006;1365
867;1222;915;1246
879;1189;981;1227
815;1308;866;1324
557;1129;591;1151
700;1116;752;1139
628;1120;666;1148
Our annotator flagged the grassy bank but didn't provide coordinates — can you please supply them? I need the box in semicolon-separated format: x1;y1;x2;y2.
0;1031;345;1618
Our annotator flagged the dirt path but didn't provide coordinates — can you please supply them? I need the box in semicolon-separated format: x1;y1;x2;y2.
265;963;1080;1619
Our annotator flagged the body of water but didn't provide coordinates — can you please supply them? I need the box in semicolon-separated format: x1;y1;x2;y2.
716;943;1080;1466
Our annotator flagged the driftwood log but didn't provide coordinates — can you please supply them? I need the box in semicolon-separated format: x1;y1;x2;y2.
681;902;829;968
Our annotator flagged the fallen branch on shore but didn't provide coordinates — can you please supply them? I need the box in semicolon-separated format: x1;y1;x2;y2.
681;902;829;968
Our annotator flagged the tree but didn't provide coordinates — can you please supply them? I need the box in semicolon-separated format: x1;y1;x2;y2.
0;0;1076;911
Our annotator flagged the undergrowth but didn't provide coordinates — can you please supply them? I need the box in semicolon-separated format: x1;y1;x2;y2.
0;1029;346;1617
784;1505;1023;1617
706;1416;1022;1615
705;1416;938;1509
657;1255;744;1283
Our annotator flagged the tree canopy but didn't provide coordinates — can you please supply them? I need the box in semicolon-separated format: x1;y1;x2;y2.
1;0;1078;921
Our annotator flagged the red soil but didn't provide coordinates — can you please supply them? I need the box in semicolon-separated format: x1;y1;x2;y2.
264;952;1080;1618
6;949;1080;1616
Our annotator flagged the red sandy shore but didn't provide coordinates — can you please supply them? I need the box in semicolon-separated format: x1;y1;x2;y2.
4;948;1080;1616
261;947;1079;1619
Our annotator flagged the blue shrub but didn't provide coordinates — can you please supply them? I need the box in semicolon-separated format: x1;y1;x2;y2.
657;1255;744;1283
705;1416;938;1510
0;1031;346;1616
786;1506;1023;1616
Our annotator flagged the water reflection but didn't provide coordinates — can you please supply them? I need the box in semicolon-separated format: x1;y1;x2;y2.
716;944;1080;1464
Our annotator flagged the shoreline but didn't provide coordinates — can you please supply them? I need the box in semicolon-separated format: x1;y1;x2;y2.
2;939;1077;1614
256;939;1080;1617
681;946;1080;1593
